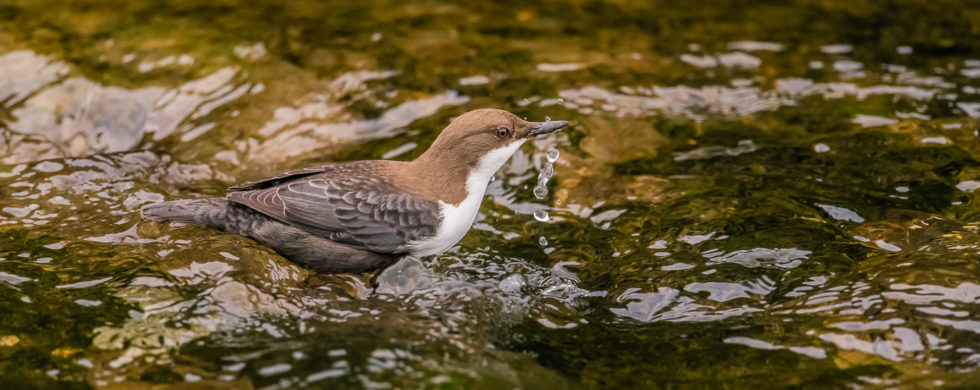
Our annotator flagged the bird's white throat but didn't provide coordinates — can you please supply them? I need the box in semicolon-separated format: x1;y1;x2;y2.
409;139;527;256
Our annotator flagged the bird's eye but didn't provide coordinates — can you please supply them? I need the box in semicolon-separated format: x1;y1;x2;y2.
495;127;511;138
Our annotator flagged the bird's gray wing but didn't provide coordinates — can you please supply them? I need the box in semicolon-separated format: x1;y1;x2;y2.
227;175;441;253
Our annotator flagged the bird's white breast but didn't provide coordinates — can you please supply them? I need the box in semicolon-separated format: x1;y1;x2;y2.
409;139;526;256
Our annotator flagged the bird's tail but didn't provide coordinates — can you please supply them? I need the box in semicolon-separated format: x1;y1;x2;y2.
140;198;237;229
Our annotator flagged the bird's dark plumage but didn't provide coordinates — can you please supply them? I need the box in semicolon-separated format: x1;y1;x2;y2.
225;161;440;253
141;198;399;273
142;161;440;273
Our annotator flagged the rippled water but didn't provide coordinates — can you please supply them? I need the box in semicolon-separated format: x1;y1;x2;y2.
2;0;980;388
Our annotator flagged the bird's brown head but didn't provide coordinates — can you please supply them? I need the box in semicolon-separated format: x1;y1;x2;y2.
406;109;567;204
416;109;567;167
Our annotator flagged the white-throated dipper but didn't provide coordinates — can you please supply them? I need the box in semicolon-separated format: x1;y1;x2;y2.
141;109;568;273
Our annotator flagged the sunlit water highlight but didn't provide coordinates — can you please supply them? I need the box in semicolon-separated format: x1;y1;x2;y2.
1;1;980;388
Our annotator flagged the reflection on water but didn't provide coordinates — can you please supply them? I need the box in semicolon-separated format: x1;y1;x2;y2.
6;66;249;163
1;0;980;388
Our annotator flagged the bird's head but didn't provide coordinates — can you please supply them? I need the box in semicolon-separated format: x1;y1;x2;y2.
406;108;567;204
419;109;567;173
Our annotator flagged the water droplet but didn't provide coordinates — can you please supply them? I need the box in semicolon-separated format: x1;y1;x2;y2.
538;164;555;179
490;175;496;182
533;209;549;222
558;98;565;105
545;116;551;122
534;184;548;199
522;98;529;104
546;147;560;163
539;236;548;246
538;165;554;181
555;200;562;206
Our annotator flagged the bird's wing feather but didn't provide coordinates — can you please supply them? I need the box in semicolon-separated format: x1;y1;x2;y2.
227;166;328;192
226;168;440;253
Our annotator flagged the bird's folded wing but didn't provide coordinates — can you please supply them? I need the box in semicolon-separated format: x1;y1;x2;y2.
227;175;441;253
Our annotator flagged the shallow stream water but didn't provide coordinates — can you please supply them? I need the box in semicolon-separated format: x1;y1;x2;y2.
2;1;980;388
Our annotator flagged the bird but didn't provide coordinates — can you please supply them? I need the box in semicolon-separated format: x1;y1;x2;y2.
141;109;568;273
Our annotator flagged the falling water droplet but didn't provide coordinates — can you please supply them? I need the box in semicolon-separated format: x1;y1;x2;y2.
558;98;564;105
538;164;553;181
545;116;551;123
539;236;548;246
533;209;549;222
546;147;560;163
533;184;548;199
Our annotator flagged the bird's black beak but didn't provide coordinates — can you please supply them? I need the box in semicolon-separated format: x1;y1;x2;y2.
527;120;569;137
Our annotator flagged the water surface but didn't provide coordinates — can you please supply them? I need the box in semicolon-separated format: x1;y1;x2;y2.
2;0;980;388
